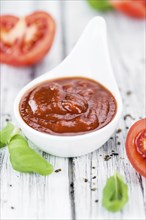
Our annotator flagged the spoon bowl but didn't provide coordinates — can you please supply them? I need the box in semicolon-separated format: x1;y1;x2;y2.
14;17;122;157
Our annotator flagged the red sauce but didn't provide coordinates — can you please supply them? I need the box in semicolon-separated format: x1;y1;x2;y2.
19;77;117;135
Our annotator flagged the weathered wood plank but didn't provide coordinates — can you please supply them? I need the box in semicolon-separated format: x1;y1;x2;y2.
64;1;146;219
0;1;72;219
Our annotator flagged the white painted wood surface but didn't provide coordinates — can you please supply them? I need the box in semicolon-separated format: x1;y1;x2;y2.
0;1;145;219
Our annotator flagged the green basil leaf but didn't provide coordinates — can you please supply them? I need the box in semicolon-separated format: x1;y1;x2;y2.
8;134;53;176
0;122;14;148
87;0;113;11
102;172;128;212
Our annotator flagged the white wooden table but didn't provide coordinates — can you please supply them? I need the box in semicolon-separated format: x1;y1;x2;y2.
0;1;146;219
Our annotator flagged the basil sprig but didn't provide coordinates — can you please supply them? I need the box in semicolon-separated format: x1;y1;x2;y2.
102;172;128;212
87;0;113;11
8;134;53;175
0;123;53;176
0;122;14;148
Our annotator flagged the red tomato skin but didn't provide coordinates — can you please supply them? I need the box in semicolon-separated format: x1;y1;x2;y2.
0;11;56;66
126;119;146;178
110;0;146;19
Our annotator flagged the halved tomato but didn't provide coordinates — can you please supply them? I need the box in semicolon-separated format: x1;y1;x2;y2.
126;118;146;177
110;0;146;19
0;11;56;66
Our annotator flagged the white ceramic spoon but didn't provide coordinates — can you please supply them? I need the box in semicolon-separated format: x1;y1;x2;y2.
14;17;122;157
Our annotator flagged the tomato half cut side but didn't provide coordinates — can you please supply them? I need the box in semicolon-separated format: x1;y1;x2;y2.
126;118;146;177
110;0;146;19
0;11;56;66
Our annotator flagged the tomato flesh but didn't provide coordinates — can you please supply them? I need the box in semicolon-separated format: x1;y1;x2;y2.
0;11;56;66
126;118;146;177
135;129;146;158
110;0;146;19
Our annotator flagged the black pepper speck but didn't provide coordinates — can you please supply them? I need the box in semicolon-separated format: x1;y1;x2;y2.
91;188;97;191
116;128;122;133
92;176;96;179
84;178;88;183
104;155;111;161
112;153;119;156
55;169;62;173
126;91;132;96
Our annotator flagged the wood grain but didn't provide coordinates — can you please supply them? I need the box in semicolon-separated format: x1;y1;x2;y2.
64;1;146;220
0;1;72;219
0;1;146;220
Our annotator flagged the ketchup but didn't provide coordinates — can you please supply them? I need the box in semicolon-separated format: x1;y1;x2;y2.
19;77;117;135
